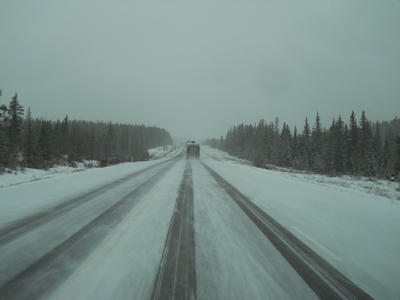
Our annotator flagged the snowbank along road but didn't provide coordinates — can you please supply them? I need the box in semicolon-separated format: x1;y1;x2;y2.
0;146;397;299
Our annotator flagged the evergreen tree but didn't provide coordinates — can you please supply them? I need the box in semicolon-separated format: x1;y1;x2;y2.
254;119;265;167
37;121;55;169
0;90;173;170
0;90;8;172
23;108;37;168
3;93;24;169
292;126;300;169
211;112;400;178
348;111;359;174
271;118;280;164
244;123;255;160
299;117;311;169
382;135;390;176
264;122;274;163
394;136;400;177
0;132;7;172
59;115;69;156
237;124;245;158
104;122;117;159
359;111;376;176
388;127;395;169
374;121;383;176
0;90;6;122
219;135;225;151
332;116;345;174
311;112;324;171
119;126;130;161
280;123;292;167
6;93;24;146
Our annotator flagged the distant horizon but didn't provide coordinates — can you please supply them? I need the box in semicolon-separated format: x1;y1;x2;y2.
1;94;397;142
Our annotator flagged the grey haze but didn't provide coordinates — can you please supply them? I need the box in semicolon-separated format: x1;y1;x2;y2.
0;0;399;141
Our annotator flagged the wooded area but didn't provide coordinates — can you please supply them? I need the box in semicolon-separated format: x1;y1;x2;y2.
0;91;173;173
204;112;400;179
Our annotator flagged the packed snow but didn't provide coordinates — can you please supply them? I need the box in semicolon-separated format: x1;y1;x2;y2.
148;145;176;159
0;145;177;189
200;145;400;299
0;145;399;299
202;145;400;202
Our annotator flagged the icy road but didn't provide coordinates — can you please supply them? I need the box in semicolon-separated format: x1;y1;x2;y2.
0;147;399;300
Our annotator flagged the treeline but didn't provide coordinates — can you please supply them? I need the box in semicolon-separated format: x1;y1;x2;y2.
204;111;400;178
0;91;173;173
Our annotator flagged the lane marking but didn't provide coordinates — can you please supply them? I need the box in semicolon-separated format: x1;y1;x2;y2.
57;167;176;300
292;226;342;261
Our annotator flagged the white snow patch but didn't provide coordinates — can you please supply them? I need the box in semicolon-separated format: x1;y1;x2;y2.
0;148;183;225
0;146;180;189
201;146;400;300
201;145;400;201
148;145;177;159
0;160;99;189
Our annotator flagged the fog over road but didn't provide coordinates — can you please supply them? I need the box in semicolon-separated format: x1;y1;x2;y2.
0;148;392;299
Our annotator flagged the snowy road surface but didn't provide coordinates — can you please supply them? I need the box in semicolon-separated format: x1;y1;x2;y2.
0;147;398;299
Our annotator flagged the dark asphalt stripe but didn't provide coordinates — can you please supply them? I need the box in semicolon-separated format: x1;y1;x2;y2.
0;152;182;248
201;162;373;300
151;160;197;300
0;158;178;300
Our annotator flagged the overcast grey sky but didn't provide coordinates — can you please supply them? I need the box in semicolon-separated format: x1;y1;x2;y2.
1;0;399;141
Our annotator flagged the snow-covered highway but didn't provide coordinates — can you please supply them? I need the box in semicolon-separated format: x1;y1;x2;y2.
0;147;398;299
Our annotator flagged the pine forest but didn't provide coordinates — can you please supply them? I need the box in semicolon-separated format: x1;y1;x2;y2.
204;112;400;179
0;91;173;173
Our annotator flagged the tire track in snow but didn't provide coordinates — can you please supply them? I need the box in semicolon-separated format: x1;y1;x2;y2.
201;162;373;300
0;158;179;300
151;160;197;300
0;155;180;248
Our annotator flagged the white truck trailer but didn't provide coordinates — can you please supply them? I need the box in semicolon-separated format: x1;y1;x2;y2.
186;141;200;158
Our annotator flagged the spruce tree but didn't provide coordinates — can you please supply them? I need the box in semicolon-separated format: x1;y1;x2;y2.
6;93;24;146
333;116;345;174
237;124;245;158
299;117;311;169
3;93;24;169
359;111;376;176
311;112;324;171
254;119;265;167
0;90;8;172
264;122;274;164
104;122;117;159
374;121;383;176
23;108;37;168
37;121;55;169
60;115;69;156
271;118;280;164
394;136;400;177
280;123;292;167
292;126;300;169
382;135;390;176
219;135;225;151
0;90;6;122
348;111;359;174
244;124;254;160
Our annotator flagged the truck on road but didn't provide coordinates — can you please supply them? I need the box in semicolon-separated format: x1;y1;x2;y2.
186;141;200;158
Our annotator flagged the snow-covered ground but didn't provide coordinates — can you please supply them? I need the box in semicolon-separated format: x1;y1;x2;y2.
148;145;176;159
1;145;399;299
0;148;183;226
0;145;177;189
202;145;400;202
201;145;400;299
